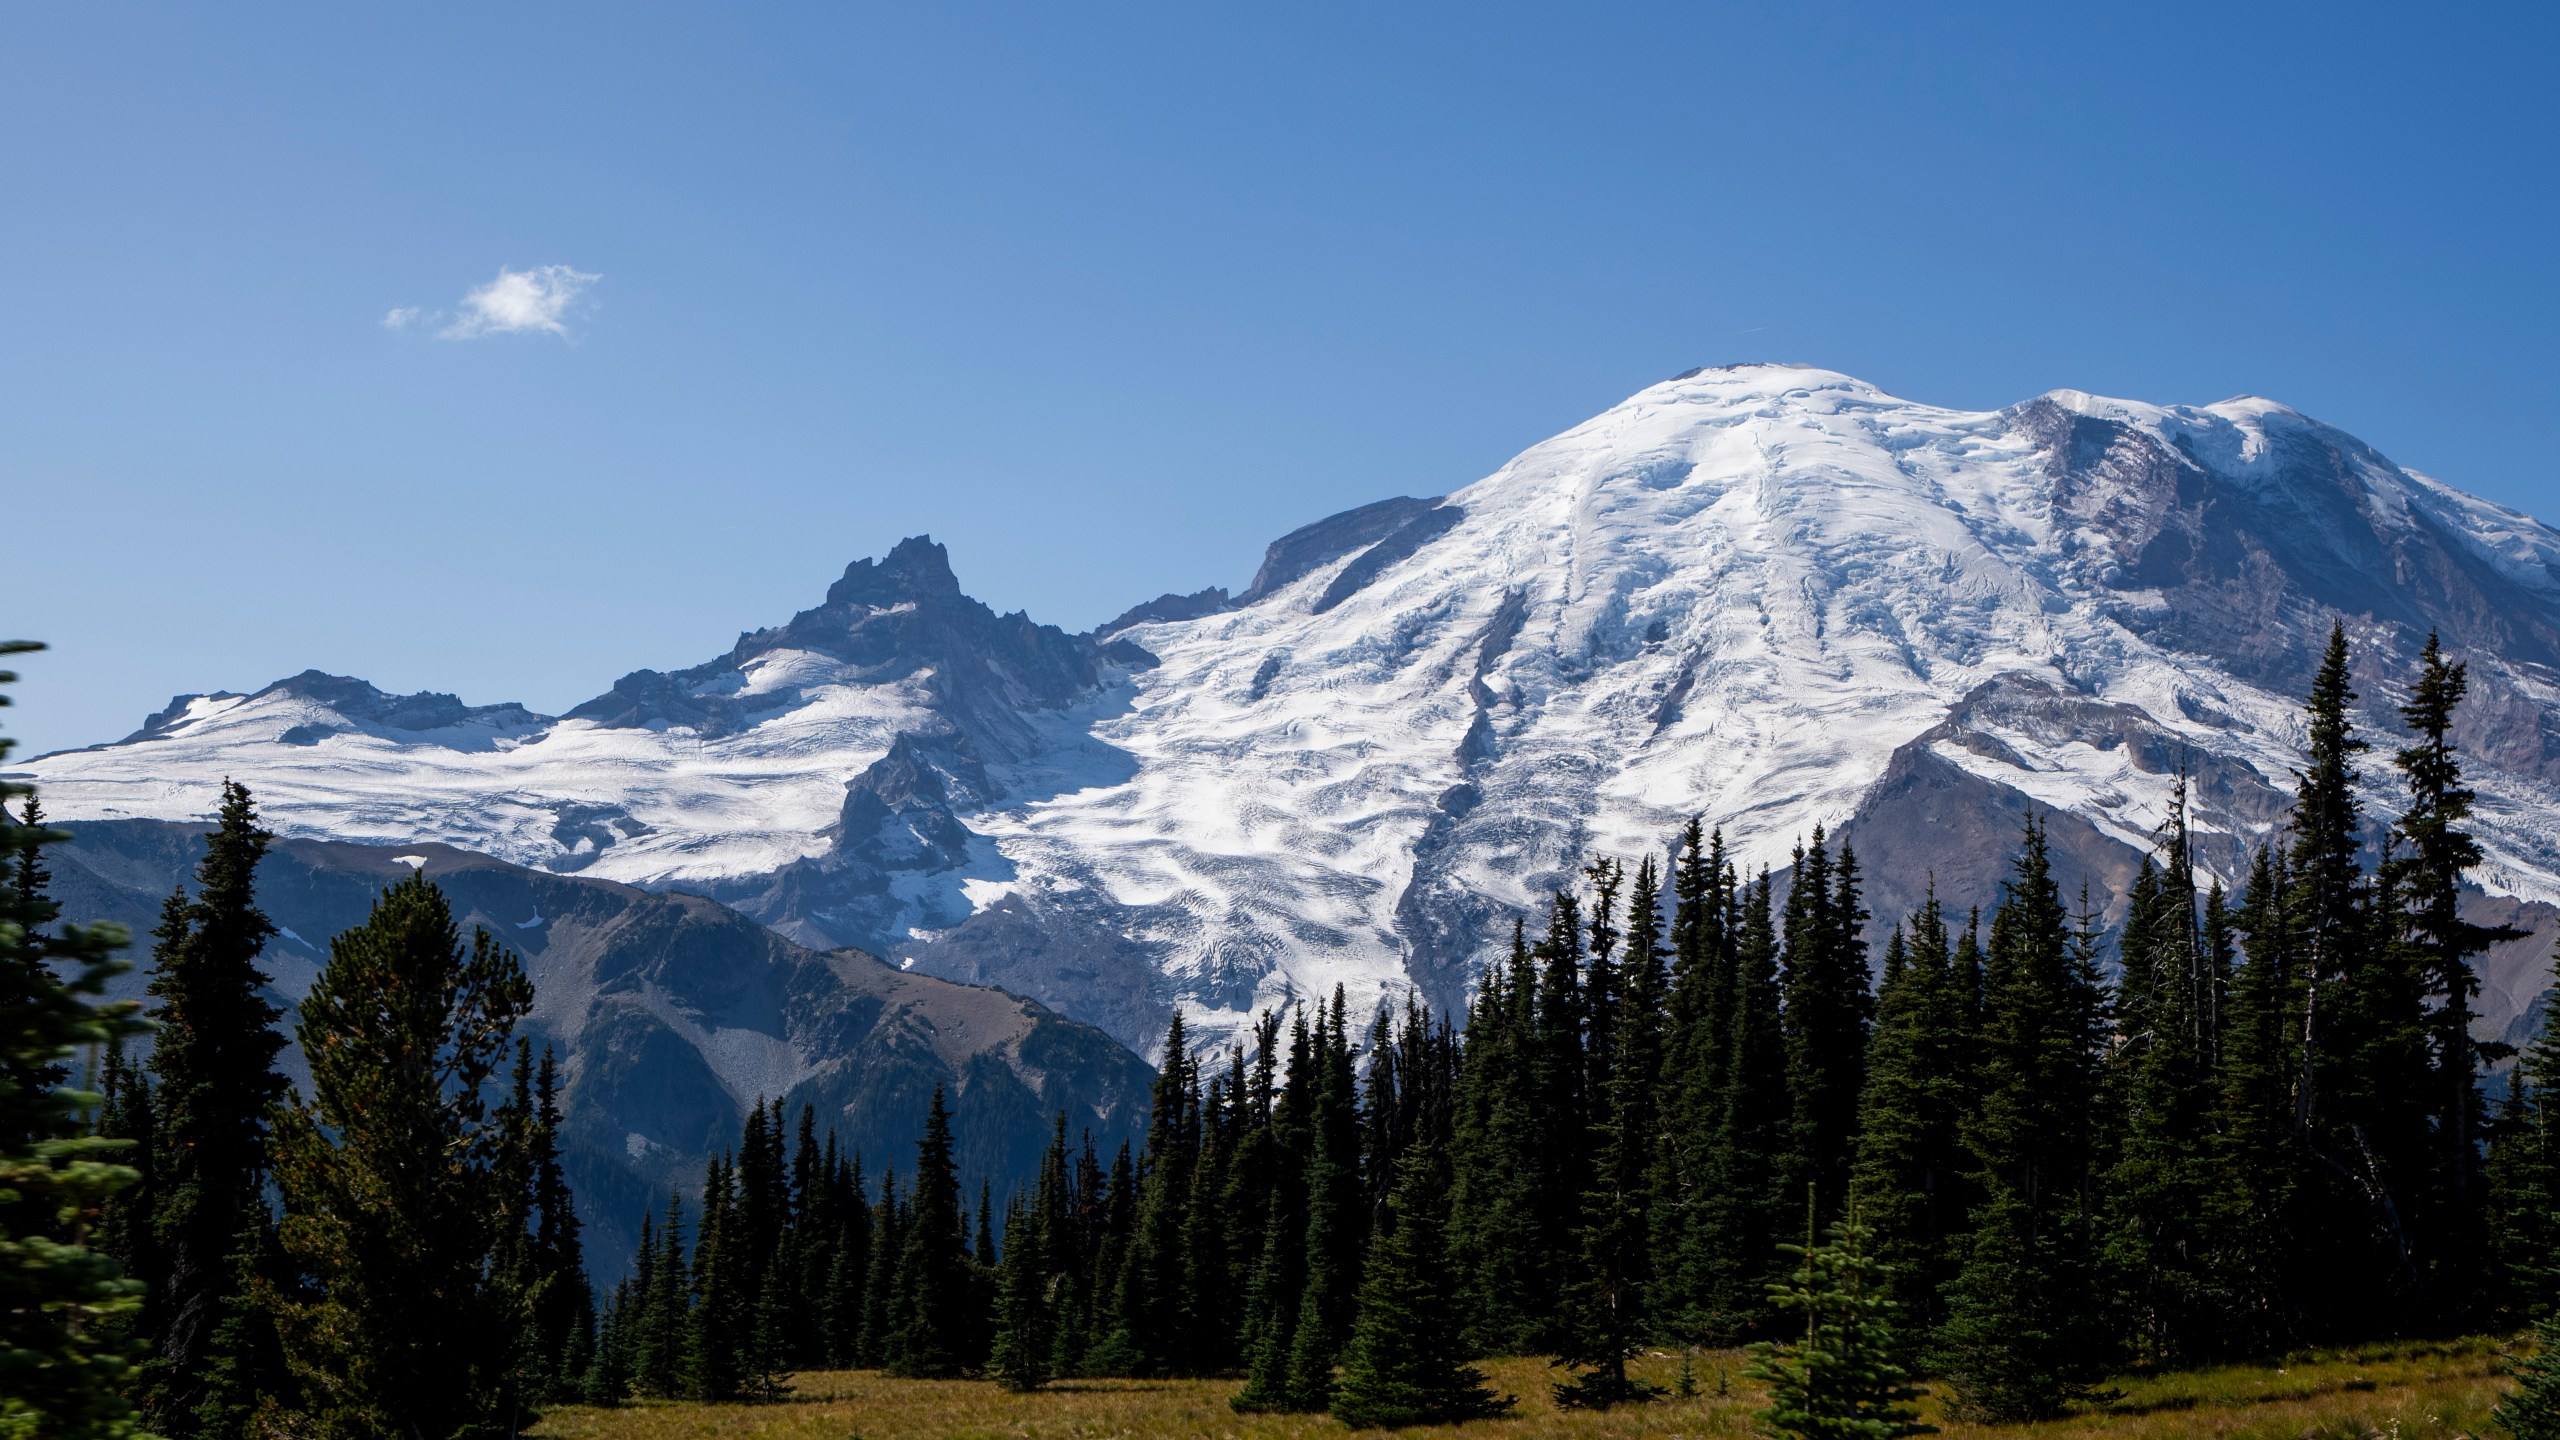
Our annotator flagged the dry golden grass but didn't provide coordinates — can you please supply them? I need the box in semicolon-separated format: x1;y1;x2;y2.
527;1339;2513;1440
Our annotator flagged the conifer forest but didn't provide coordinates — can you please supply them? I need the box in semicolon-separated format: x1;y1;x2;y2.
15;623;2560;1438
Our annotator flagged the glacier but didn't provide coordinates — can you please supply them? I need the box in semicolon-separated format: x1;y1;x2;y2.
25;364;2560;1055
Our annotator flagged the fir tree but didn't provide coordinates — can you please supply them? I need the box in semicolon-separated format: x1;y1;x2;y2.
1696;868;1790;1340
988;1191;1051;1391
824;1148;874;1367
2392;631;2524;1325
2281;624;2435;1332
1222;1010;1286;1360
1330;1144;1514;1429
1654;824;1737;1336
1848;889;1976;1336
1745;1188;1933;1440
1554;856;1667;1409
2207;842;2304;1351
1079;1143;1133;1371
887;1087;977;1377
1582;859;1625;1114
2490;945;2560;1324
140;780;293;1436
682;1154;747;1401
638;1194;690;1398
1782;829;1872;1219
1108;1012;1199;1373
262;870;536;1440
1938;819;2114;1422
523;1047;592;1401
852;1164;897;1366
92;1038;161;1352
1284;989;1367;1409
2102;789;2228;1365
2498;1312;2560;1440
1183;1049;1243;1369
1230;1189;1304;1411
0;640;154;1440
1529;890;1589;1343
1446;922;1546;1354
992;1119;1075;1391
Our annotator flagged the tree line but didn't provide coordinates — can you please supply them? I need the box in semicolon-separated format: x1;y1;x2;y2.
580;622;2560;1426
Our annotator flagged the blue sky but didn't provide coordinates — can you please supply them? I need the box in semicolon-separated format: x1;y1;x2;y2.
6;4;2555;757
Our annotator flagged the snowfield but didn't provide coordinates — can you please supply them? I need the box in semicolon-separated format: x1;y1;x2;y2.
28;365;2560;1054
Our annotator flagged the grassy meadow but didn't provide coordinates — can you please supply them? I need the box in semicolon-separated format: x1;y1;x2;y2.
528;1338;2516;1440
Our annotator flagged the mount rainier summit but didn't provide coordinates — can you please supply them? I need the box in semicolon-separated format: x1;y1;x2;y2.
28;363;2560;1056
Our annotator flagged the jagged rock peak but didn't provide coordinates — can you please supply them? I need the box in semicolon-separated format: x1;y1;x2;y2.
824;533;966;608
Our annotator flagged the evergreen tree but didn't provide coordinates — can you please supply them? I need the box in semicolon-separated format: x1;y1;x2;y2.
92;1038;161;1351
856;1166;902;1368
0;641;154;1440
1183;1048;1243;1369
1446;923;1546;1354
261;870;535;1440
139;780;293;1436
1582;859;1625;1117
1695;868;1790;1340
1938;820;2114;1422
824;1148;874;1367
991;1119;1074;1391
1284;989;1366;1410
1554;856;1667;1409
2498;1312;2560;1440
1782;829;1872;1219
1231;1189;1304;1411
639;1194;691;1397
2490;945;2560;1324
1529;890;1589;1345
2207;842;2304;1351
2284;623;2439;1333
509;1046;592;1402
1221;1010;1286;1369
1745;1189;1933;1440
2102;788;2228;1365
1107;1012;1199;1373
1329;1144;1514;1430
887;1087;977;1378
1654;825;1736;1336
988;1192;1049;1391
1848;889;1976;1336
1082;1143;1134;1370
2391;631;2524;1326
682;1153;748;1401
788;1105;827;1365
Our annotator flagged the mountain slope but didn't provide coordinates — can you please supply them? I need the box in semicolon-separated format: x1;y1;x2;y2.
24;365;2560;1053
46;820;1153;1277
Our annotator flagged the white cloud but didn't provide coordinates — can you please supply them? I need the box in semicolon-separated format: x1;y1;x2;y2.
437;264;600;340
381;306;423;330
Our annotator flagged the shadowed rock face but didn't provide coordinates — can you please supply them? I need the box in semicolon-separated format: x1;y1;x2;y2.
568;535;1106;751
46;819;1154;1281
1239;495;1445;605
2020;398;2560;783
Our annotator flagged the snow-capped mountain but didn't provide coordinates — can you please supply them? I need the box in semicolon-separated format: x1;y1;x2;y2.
27;365;2560;1054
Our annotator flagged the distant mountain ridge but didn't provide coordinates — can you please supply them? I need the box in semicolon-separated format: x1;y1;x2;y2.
46;819;1153;1280
24;364;2560;1055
